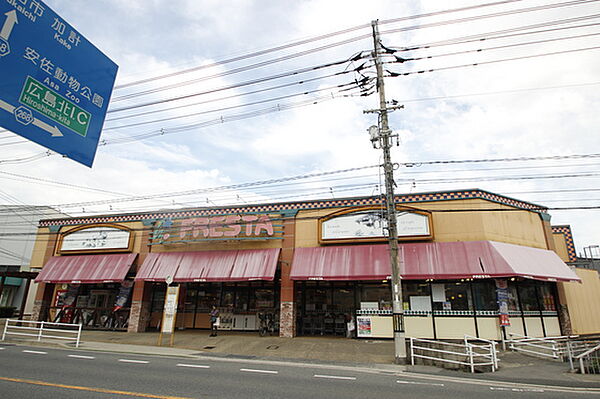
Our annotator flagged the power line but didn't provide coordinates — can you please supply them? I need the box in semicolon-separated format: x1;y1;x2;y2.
102;82;360;132
391;81;600;104
108;0;594;105
380;0;600;36
1;3;597;146
388;17;600;53
111;53;368;103
398;153;600;167
384;31;600;65
113;0;526;90
0;152;594;212
106;76;362;123
101;90;363;145
385;45;600;77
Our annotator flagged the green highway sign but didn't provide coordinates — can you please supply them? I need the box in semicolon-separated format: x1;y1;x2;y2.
19;76;91;137
0;1;118;167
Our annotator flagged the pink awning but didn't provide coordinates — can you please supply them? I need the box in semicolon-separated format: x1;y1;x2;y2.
290;245;392;280
290;241;579;282
35;253;137;284
135;249;280;282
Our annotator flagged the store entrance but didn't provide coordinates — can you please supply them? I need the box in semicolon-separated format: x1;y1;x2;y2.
296;282;356;336
149;282;279;331
296;281;394;337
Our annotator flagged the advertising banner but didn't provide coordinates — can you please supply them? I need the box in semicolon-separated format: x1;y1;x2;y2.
357;316;372;337
495;279;510;326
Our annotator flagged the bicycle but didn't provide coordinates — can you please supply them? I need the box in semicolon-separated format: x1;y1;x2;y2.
257;311;276;337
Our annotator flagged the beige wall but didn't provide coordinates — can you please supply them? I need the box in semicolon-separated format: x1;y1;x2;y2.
552;233;570;263
29;227;53;270
296;199;548;248
560;268;600;335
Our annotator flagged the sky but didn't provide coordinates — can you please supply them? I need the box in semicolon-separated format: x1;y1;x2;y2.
0;0;599;256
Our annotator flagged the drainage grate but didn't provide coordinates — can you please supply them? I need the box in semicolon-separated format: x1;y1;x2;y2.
266;345;279;350
203;345;216;350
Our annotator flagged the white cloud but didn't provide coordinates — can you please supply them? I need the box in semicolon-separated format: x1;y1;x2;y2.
1;0;598;253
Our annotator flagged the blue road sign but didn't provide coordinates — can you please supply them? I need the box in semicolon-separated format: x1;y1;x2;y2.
0;1;118;167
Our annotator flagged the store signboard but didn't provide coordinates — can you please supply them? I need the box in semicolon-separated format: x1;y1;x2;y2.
151;214;283;245
161;285;180;334
320;209;432;243
59;226;132;253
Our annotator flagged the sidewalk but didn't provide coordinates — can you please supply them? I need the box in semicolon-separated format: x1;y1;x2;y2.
77;329;397;365
3;326;600;389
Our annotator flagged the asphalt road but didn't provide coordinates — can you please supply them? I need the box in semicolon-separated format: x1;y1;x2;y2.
0;343;592;398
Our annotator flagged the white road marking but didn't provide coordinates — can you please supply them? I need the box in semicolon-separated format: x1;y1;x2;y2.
68;355;95;360
314;374;356;381
118;359;149;364
0;347;5;350
22;350;47;355
240;368;279;374
177;364;211;369
397;380;445;387
490;387;544;393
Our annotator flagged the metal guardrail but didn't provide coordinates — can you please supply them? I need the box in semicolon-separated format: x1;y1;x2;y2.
507;333;600;374
574;343;600;374
409;336;498;373
2;319;82;347
465;335;499;371
507;333;568;360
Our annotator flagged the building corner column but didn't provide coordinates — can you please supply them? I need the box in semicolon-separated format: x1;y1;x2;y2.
31;282;53;321
128;223;153;333
279;210;297;338
556;282;573;335
128;281;151;333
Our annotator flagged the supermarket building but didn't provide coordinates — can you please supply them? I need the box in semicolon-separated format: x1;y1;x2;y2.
28;189;600;340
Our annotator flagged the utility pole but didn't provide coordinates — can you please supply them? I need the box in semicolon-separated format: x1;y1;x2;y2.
364;20;406;363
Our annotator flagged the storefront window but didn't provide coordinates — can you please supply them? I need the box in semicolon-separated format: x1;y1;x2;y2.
402;282;431;311
183;288;197;314
235;287;250;311
472;281;497;311
222;286;235;309
432;282;472;311
517;282;540;311
306;287;331;312
332;287;354;313
254;289;275;310
196;285;220;312
360;284;391;310
507;284;520;311
150;285;166;312
539;283;557;311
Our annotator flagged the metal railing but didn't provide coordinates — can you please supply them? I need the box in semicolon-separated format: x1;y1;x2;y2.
409;336;498;373
2;319;82;347
507;333;566;359
574;343;600;374
507;333;600;373
465;335;499;371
